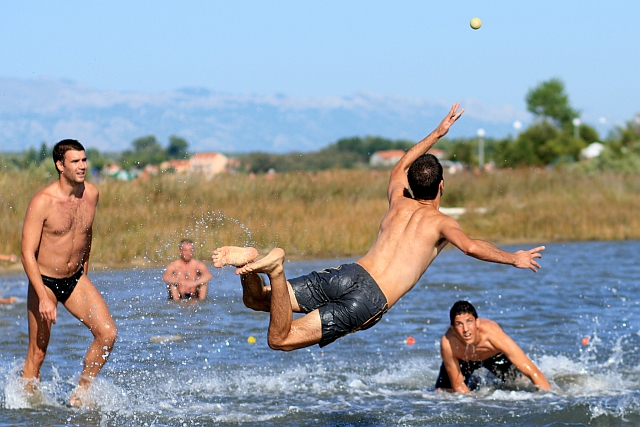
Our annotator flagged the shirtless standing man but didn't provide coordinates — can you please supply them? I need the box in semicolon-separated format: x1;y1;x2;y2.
21;139;117;406
436;300;551;393
163;239;213;300
212;103;545;351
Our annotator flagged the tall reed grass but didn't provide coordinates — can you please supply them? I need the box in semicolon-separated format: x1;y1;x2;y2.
1;168;639;268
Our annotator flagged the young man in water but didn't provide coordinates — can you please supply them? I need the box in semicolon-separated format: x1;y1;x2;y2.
212;103;545;351
163;239;213;300
21;139;117;406
436;300;551;393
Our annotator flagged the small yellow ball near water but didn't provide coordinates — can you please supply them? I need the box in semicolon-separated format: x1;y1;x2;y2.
247;336;256;344
470;17;482;30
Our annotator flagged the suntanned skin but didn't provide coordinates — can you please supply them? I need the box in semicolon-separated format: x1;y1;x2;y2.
439;313;551;393
0;253;18;263
212;103;545;351
163;242;213;300
21;148;117;407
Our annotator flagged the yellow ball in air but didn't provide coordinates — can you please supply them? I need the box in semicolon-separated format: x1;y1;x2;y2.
470;17;482;30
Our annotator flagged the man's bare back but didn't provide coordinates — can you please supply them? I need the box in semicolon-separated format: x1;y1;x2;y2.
357;198;453;307
359;104;542;307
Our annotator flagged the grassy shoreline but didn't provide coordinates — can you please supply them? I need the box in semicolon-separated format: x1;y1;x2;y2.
1;168;640;271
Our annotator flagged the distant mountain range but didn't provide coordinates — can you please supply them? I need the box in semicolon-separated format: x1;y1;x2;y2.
0;77;530;154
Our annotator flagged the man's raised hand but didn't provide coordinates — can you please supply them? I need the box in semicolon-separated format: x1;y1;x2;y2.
435;102;464;138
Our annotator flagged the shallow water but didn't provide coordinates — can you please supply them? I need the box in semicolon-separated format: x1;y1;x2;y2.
1;240;640;426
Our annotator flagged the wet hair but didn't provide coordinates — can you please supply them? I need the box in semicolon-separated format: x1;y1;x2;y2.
52;139;85;174
449;300;478;325
179;239;194;250
407;153;443;200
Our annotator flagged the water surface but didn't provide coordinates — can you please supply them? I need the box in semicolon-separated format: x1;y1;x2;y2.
1;240;639;426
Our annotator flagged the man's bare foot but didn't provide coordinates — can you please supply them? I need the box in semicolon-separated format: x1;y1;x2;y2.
21;378;45;405
236;248;285;275
212;246;259;268
70;384;95;408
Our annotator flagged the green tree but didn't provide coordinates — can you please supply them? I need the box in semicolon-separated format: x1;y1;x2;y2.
37;142;49;164
447;138;476;165
499;78;591;166
23;147;38;168
526;78;579;128
615;114;640;148
121;135;167;167
86;148;108;172
334;136;412;164
167;135;189;159
500;121;559;166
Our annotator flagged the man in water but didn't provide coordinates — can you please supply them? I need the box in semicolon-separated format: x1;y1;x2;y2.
436;300;551;392
21;139;118;406
212;103;545;351
163;239;213;300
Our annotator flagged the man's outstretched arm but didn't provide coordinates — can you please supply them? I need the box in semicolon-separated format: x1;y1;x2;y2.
490;324;552;390
387;103;464;201
441;218;544;272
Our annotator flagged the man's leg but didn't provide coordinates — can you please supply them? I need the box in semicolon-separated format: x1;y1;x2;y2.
213;246;271;311
22;284;54;390
238;248;322;351
63;275;118;406
213;246;300;312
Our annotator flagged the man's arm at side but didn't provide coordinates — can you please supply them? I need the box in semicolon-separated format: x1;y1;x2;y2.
440;335;471;393
194;261;212;300
84;226;93;274
489;323;552;390
441;217;544;272
162;263;181;300
83;185;98;274
387;103;464;201
196;261;213;285
21;194;57;323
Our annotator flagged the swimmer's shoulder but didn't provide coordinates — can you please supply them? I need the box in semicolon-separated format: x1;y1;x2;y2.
82;182;100;203
27;184;58;213
479;318;509;345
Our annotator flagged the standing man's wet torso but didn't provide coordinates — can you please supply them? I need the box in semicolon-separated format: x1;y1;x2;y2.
32;182;97;278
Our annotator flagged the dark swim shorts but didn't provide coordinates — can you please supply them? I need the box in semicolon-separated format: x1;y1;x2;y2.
289;263;388;347
41;267;84;303
435;352;520;390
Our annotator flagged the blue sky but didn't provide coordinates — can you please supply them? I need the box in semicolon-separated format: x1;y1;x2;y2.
1;1;638;136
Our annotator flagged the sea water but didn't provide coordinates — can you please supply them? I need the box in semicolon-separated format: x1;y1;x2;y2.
1;240;640;426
